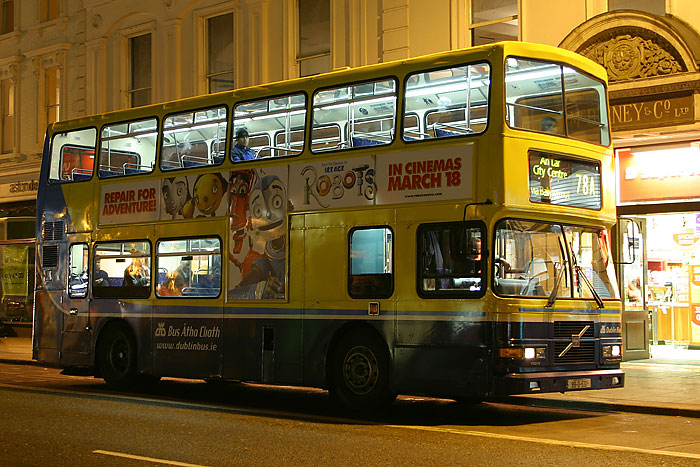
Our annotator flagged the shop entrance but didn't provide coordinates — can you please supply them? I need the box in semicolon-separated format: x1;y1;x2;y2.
618;217;649;361
622;213;700;360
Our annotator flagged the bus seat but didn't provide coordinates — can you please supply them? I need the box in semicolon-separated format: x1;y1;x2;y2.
110;278;123;287
72;172;92;181
99;169;121;178
124;167;147;175
352;136;381;147
435;128;462;138
183;159;207;168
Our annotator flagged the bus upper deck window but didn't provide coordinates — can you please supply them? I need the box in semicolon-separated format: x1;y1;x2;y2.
231;93;306;162
403;63;490;142
311;78;397;153
98;118;157;178
49;128;97;183
505;58;610;146
161;106;228;171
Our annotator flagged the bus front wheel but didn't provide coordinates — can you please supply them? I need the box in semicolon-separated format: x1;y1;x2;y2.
97;324;137;388
329;330;395;411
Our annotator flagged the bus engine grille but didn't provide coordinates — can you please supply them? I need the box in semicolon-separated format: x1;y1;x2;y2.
553;321;594;339
554;341;595;364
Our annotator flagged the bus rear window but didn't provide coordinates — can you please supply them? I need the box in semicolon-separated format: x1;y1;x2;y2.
49;128;97;182
505;58;610;146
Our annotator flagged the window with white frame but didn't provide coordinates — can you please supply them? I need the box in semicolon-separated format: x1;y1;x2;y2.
207;12;234;93
298;0;330;77
1;78;13;153
470;0;518;46
45;68;60;125
128;33;152;108
1;0;13;34
40;0;59;22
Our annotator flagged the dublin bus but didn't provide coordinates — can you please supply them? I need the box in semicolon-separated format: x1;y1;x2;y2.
33;41;623;410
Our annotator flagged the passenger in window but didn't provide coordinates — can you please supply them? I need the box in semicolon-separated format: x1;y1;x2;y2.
541;116;558;133
123;253;150;288
94;261;110;287
159;270;185;296
465;237;482;275
232;128;255;161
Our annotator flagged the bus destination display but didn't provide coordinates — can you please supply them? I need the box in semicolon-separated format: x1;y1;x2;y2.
528;150;601;210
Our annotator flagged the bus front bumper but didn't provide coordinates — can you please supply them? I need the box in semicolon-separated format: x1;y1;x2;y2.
495;369;624;395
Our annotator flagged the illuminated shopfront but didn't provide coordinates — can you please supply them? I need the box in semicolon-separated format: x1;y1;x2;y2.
616;144;700;349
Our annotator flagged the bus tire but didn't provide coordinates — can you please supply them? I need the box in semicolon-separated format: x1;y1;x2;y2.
329;329;395;411
97;324;137;388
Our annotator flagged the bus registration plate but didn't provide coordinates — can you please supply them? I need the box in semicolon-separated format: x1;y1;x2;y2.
567;378;592;390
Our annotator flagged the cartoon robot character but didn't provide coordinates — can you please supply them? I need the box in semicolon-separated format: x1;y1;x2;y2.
230;174;289;299
192;172;228;217
229;170;261;275
162;177;194;219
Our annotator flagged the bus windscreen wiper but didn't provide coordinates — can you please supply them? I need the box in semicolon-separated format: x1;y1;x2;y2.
574;262;604;309
545;262;565;308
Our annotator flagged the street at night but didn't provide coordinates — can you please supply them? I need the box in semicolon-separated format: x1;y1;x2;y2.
2;362;700;466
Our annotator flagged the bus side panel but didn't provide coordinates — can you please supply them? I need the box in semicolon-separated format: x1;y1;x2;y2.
33;290;62;364
392;319;491;398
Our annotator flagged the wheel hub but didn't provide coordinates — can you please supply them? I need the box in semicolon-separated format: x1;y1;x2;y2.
343;346;379;395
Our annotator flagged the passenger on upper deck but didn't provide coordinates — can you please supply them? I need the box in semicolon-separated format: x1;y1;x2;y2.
231;128;255;161
541;116;559;134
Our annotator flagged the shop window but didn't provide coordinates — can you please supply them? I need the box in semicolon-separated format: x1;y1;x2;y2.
418;222;485;297
403;63;490;141
161;106;227;170
156;238;221;298
68;243;88;299
49;127;97;182
98;118;157;178
349;227;393;298
232;93;306;161
93;241;151;299
312;78;396;152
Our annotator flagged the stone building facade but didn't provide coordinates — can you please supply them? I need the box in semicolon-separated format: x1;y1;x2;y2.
2;1;700;354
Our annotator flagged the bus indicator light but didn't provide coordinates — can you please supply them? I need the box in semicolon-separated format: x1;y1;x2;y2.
368;302;380;316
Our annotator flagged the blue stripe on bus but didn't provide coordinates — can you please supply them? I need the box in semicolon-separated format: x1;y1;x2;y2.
518;307;620;314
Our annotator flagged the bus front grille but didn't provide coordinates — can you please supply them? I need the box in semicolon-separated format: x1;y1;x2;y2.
42;221;65;241
554;341;595;364
553;321;594;339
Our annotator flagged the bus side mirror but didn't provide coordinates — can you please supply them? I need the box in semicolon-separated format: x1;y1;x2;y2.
616;218;637;265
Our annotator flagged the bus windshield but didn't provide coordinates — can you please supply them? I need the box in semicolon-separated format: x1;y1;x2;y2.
505;57;610;146
494;219;618;301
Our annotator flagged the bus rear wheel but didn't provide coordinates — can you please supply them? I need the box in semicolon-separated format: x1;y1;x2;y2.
98;324;137;388
330;330;395;411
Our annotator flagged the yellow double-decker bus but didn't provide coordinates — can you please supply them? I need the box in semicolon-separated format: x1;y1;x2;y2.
33;41;623;410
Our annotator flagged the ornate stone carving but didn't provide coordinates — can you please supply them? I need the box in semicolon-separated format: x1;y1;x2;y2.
581;34;684;81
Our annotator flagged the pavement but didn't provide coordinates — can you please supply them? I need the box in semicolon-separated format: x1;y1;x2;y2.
3;336;700;417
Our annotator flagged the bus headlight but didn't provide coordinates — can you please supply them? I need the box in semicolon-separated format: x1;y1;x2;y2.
499;347;545;359
603;345;622;358
524;347;546;359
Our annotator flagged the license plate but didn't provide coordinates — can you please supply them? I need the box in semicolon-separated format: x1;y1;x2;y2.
567;378;592;390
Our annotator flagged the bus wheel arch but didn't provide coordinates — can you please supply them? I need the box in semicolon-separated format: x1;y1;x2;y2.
95;319;138;388
327;324;396;411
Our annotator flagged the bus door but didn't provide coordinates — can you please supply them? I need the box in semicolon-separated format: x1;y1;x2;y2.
618;217;649;360
62;238;91;366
